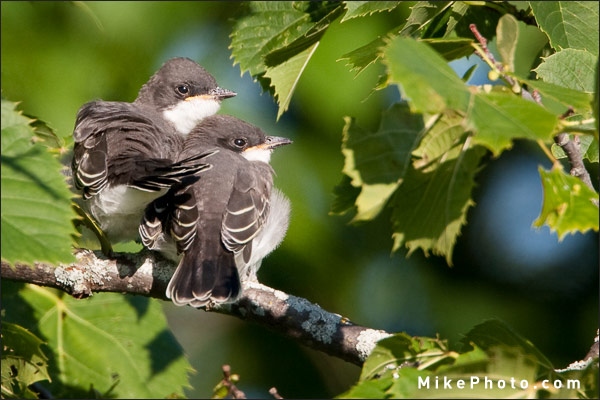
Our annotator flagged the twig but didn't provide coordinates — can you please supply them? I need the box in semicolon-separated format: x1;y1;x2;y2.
269;387;284;399
1;250;392;366
469;23;517;88
220;365;246;399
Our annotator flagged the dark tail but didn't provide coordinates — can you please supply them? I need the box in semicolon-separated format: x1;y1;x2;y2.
166;240;241;307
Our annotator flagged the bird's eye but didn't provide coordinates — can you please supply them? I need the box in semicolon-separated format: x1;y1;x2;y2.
233;138;247;147
176;85;189;95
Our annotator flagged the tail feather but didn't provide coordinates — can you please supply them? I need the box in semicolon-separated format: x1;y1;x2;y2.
167;242;241;307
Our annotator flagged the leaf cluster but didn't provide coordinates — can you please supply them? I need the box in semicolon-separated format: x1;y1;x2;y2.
230;0;599;264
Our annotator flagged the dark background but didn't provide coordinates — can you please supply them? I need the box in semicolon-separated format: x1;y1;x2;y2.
2;2;597;398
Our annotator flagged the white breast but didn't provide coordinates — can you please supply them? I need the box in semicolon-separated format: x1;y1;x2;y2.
88;185;166;243
162;97;221;135
237;188;290;281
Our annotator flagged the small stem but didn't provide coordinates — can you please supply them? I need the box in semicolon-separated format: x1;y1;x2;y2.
537;139;561;169
561;118;596;127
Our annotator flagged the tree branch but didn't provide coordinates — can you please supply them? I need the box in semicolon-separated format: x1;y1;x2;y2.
1;249;391;366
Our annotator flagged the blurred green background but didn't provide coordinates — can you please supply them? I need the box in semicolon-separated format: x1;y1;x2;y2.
2;2;598;398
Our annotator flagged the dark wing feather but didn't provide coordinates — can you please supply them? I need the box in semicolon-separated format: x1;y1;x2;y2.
221;166;272;264
72;100;186;198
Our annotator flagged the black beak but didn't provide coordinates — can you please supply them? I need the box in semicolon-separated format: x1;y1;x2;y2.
264;136;293;149
209;87;237;100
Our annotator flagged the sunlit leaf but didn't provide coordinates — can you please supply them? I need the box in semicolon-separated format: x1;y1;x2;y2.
535;49;597;92
3;285;193;399
360;333;449;381
385;38;558;155
336;377;394;399
496;14;519;71
530;1;599;56
420;38;474;61
230;2;314;77
339;103;429;221
460;319;554;372
534;167;599;239
264;42;320;120
391;145;485;265
468;91;559;155
401;1;452;38
523;79;594;115
385;37;470;114
341;1;401;23
1;322;50;399
1;98;76;265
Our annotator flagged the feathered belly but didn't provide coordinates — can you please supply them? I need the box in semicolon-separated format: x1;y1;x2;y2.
88;184;166;243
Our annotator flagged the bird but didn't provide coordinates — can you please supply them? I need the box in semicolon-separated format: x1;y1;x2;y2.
71;57;236;244
139;115;292;307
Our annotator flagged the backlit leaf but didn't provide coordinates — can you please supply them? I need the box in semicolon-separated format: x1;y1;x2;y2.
3;285;193;399
530;1;599;55
534;167;599;239
535;48;597;92
1;98;76;266
341;1;401;23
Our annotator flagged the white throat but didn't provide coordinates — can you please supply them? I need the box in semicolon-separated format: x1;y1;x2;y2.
242;147;272;164
162;97;221;136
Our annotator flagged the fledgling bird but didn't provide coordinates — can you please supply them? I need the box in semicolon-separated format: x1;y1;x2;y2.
72;57;236;244
139;115;292;306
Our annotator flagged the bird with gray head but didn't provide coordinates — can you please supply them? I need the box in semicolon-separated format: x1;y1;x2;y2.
139;115;292;307
72;57;236;245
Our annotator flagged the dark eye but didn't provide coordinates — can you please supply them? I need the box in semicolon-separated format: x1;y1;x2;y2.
176;85;189;95
233;138;247;147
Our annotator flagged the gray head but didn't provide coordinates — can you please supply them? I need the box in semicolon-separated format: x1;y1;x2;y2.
136;58;236;135
187;115;292;164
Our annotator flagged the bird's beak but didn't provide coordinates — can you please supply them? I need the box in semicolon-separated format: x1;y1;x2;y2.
187;87;237;102
244;136;293;152
263;136;293;149
209;87;237;100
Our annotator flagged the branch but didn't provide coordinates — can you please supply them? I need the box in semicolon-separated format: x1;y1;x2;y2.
1;249;391;366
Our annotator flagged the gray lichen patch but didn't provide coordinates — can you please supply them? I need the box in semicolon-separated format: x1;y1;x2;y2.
356;329;393;361
54;250;114;295
287;296;341;345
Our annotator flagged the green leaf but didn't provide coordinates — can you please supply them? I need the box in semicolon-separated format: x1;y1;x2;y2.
1;322;50;399
468;91;559;155
412;111;467;171
330;175;361;215
445;1;469;37
551;135;599;163
5;286;193;399
385;37;471;114
263;3;344;67
339;35;389;77
419;38;474;61
534;167;599;239
523;79;594;115
360;333;450;381
230;2;314;77
336;377;394;399
496;14;519;72
535;48;597;92
264;42;320;120
341;1;400;23
399;1;452;37
530;1;599;56
340;103;430;222
512;21;548;79
460;319;555;373
1;98;76;265
391;145;485;265
385;38;559;155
